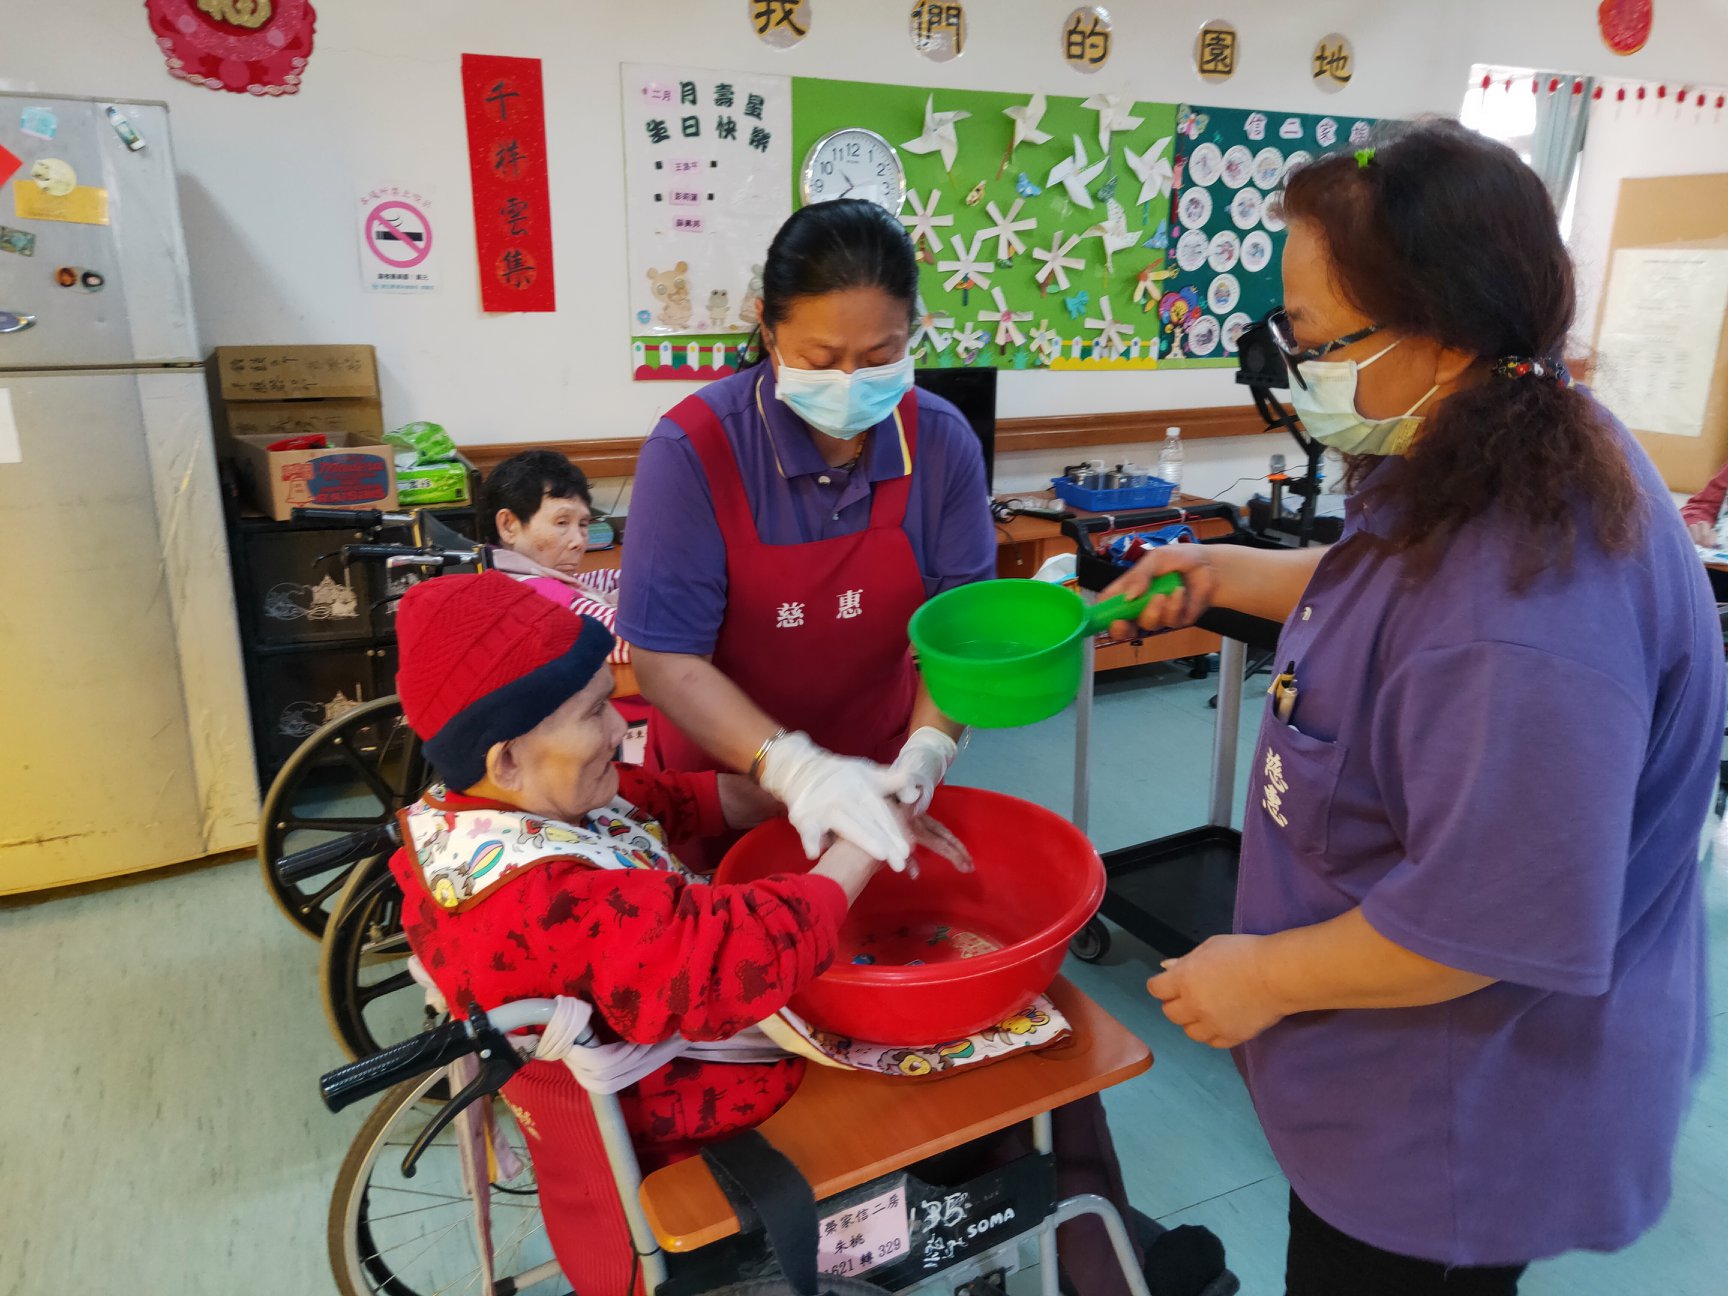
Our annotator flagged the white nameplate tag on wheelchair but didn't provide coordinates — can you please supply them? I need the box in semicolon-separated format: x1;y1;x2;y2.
817;1180;911;1279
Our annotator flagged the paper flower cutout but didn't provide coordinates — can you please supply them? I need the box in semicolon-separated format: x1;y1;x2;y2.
900;189;953;257
980;286;1032;349
1082;199;1138;273
1030;320;1064;364
1063;290;1090;320
1082;91;1144;154
1134;262;1178;308
1123;136;1174;207
980;198;1038;260
1032;230;1086;292
910;294;955;354
1003;92;1053;153
901;94;970;172
1046;135;1106;210
937;232;995;296
953;322;988;362
1085;295;1133;358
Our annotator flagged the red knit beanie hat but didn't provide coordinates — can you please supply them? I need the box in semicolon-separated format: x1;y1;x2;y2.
395;571;615;790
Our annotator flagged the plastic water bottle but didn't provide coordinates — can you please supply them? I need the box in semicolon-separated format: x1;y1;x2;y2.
1158;427;1185;496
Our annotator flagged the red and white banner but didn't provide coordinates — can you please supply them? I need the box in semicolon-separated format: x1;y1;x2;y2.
461;54;557;313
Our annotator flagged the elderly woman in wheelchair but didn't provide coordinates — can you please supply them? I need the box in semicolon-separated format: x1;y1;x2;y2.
382;570;1230;1296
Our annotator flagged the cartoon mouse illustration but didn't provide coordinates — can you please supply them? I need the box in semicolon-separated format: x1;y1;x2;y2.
647;262;693;330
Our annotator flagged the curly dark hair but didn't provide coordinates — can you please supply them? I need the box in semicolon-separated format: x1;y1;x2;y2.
1283;118;1643;588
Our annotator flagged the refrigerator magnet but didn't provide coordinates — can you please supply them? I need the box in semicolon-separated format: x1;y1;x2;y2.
54;266;106;293
30;158;76;197
19;106;57;141
0;312;36;334
0;227;34;257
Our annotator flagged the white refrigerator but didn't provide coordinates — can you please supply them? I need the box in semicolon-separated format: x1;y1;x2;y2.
0;92;257;892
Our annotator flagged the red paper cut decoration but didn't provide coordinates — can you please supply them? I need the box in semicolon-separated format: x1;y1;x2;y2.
461;54;557;313
1547;77;1561;94
143;0;315;96
1598;0;1653;55
1593;85;1605;100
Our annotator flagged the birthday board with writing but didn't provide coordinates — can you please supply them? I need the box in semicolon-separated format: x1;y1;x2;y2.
793;77;1178;372
1164;104;1380;366
621;64;792;380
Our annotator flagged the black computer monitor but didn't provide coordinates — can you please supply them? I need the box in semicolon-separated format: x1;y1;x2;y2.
914;367;996;491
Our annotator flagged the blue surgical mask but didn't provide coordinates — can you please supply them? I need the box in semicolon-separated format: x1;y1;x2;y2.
1287;340;1437;456
773;353;914;439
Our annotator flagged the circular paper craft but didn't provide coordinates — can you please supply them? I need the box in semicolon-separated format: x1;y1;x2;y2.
1207;229;1240;273
1252;147;1285;190
1229;186;1263;230
1312;32;1354;95
1261;190;1287;232
1062;5;1113;73
1240;230;1274;273
910;0;965;62
1598;0;1652;55
30;159;76;196
1187;142;1224;187
1178;186;1213;230
145;0;317;96
1207;274;1241;315
1221;145;1254;189
1193;19;1238;84
1185;314;1221;356
1176;228;1211;272
1283;150;1314;180
1223;312;1254;353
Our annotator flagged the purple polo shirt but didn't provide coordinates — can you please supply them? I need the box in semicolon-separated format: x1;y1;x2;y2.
1236;420;1720;1266
618;364;995;655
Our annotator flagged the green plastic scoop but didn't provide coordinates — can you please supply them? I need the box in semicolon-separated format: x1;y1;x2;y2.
908;574;1182;728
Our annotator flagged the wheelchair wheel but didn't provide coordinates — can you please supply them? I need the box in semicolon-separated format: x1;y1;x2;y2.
260;695;426;939
1069;917;1112;963
327;1073;560;1296
320;854;437;1063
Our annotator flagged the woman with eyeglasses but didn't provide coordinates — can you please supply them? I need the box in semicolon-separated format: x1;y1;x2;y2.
1104;119;1721;1294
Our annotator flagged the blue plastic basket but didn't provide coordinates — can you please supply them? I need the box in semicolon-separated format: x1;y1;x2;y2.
1051;475;1177;511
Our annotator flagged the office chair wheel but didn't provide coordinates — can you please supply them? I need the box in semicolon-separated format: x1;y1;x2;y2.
1069;917;1112;964
327;1074;554;1296
259;696;427;939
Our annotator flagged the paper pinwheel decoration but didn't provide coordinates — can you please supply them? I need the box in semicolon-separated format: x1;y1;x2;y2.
1082;91;1144;154
910;295;955;355
936;232;995;302
1032;230;1086;292
1003;92;1053;154
900;189;954;258
980;198;1038;260
901;94;970;173
953;322;988;362
1030;320;1064;364
1046;135;1106;210
1085;295;1133;359
1123;136;1174;209
1082;199;1138;274
980;286;1032;350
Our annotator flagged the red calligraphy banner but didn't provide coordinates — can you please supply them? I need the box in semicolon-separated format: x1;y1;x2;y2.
461;54;556;312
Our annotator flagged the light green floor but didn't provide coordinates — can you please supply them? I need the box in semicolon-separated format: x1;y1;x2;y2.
2;663;1723;1295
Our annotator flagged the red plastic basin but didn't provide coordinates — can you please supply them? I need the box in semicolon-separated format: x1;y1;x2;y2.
714;786;1105;1045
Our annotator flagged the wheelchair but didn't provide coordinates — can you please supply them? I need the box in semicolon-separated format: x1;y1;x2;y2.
319;977;1158;1296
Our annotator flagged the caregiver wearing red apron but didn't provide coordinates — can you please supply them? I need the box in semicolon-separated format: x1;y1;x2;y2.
619;199;996;870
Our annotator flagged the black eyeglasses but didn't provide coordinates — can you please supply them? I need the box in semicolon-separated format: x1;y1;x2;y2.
1266;307;1382;389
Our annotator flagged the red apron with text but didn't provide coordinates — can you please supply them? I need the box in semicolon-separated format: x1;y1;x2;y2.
646;389;925;868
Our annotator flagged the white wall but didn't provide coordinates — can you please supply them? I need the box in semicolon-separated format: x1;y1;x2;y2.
14;1;1711;502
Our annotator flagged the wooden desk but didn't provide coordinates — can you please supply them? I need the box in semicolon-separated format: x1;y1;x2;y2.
994;495;1238;672
639;976;1151;1252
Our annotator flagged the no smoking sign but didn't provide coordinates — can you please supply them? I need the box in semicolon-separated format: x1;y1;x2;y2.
357;186;438;293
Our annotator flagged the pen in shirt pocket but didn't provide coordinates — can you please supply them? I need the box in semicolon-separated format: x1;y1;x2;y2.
1270;661;1299;725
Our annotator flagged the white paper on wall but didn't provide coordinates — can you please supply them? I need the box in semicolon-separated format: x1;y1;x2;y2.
621;64;792;337
1593;246;1728;439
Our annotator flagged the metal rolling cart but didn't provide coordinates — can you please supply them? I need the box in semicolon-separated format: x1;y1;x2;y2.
1059;507;1284;963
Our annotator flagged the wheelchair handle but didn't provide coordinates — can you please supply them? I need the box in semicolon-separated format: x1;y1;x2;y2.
290;507;414;528
319;1000;559;1113
275;822;398;884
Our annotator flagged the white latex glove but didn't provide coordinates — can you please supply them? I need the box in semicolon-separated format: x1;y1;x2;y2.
889;726;959;815
757;731;914;869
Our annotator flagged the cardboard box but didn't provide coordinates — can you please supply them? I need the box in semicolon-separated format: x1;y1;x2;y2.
232;430;398;521
210;345;380;402
215;399;385;446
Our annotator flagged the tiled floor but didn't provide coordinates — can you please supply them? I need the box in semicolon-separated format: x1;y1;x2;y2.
2;660;1723;1295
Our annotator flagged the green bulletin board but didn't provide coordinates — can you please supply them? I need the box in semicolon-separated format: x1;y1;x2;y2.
792;77;1179;371
1166;104;1379;365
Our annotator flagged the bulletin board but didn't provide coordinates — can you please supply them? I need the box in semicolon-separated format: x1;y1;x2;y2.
1166;104;1379;365
792;77;1179;371
1589;173;1728;493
